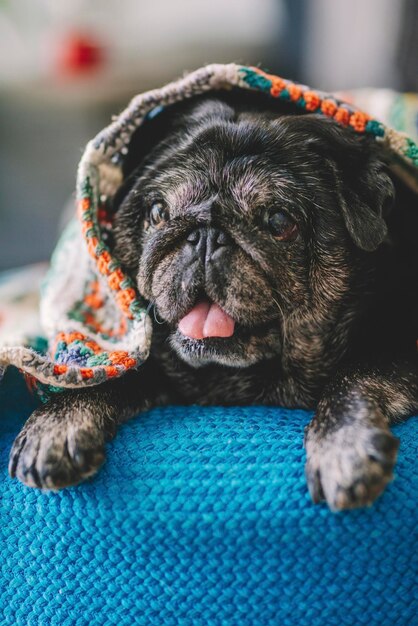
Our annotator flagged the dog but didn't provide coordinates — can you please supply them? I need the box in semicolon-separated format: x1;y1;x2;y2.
9;90;418;510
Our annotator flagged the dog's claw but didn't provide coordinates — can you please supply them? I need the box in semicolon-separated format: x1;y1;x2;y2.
8;433;27;478
305;465;325;504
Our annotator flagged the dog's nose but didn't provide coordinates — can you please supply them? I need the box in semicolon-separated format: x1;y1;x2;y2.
186;227;231;262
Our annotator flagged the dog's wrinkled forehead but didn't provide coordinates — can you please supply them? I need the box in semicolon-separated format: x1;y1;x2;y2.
136;98;319;218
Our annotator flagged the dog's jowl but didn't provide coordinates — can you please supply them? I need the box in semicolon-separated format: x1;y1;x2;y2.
9;90;418;511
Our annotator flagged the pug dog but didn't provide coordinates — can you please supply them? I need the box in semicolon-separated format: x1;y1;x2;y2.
9;90;418;510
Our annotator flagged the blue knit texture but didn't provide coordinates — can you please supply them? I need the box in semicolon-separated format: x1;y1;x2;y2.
1;369;417;626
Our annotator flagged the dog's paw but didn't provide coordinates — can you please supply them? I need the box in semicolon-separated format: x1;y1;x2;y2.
305;423;399;511
9;409;106;490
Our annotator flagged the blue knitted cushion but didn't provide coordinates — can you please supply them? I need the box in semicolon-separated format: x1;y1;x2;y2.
1;368;417;626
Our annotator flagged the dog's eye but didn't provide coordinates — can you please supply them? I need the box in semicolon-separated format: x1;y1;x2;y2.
267;210;299;242
149;202;169;227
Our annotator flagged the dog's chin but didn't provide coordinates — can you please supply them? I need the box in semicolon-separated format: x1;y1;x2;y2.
169;323;281;368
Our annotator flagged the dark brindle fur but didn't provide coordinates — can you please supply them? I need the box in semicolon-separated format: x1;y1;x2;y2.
9;91;418;510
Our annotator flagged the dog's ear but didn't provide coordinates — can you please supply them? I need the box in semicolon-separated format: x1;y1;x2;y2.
316;122;395;252
296;117;395;252
335;159;395;251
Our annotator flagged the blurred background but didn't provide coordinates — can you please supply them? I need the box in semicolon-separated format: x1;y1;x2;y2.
0;0;417;270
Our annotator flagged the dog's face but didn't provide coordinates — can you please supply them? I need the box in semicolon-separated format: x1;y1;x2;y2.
113;94;394;370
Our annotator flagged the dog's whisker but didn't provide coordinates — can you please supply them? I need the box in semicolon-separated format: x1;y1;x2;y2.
143;299;166;326
152;305;166;325
271;296;288;350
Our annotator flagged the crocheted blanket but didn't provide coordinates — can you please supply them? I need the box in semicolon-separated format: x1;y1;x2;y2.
0;64;417;392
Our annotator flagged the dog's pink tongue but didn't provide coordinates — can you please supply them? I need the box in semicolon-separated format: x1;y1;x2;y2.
178;301;235;339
